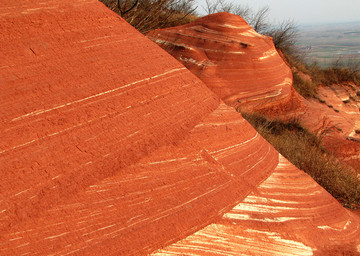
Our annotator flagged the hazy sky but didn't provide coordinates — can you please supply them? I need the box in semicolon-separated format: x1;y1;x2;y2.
196;0;360;25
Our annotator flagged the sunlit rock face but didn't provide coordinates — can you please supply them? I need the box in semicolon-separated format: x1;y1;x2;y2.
148;12;360;172
148;12;300;114
1;3;360;256
152;155;360;256
311;84;360;170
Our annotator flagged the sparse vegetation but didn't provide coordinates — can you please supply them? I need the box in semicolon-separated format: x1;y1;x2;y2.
297;22;360;68
292;71;318;98
100;0;197;33
203;0;270;33
242;112;360;208
101;0;299;57
283;55;360;99
202;0;298;54
267;20;298;56
307;58;360;87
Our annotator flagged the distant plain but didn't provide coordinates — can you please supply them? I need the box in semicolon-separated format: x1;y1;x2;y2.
297;21;360;67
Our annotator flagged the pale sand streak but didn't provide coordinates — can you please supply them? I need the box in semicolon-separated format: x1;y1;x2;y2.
210;133;259;154
1;68;186;155
259;49;278;61
11;67;186;122
152;38;245;54
44;232;70;240
152;224;313;256
52;177;231;254
79;35;113;43
21;7;56;14
194;119;244;127
101;181;232;238
1;113;112;155
217;24;249;29
84;39;128;49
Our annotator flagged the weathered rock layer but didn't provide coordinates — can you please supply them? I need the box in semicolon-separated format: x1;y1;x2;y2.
1;3;360;256
313;83;360;169
153;155;360;255
148;12;360;172
148;12;300;113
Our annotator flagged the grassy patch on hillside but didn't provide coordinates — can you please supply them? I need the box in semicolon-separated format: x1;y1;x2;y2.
242;112;360;208
310;64;360;87
100;0;197;34
292;71;318;98
281;51;360;99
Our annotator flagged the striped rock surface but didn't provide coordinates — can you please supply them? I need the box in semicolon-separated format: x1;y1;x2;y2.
152;156;360;255
148;12;299;113
312;84;360;170
1;1;360;256
148;12;360;172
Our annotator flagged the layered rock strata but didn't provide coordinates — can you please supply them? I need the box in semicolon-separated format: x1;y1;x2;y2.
1;2;360;256
148;12;360;171
148;13;298;113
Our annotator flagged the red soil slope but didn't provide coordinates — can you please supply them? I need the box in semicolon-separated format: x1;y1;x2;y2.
1;3;360;256
148;12;360;172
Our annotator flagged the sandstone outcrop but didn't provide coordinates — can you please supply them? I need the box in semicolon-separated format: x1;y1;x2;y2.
148;13;299;113
311;83;360;170
1;2;360;255
148;12;360;172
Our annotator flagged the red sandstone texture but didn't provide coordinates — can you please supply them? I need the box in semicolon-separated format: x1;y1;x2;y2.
1;2;360;256
148;13;298;113
148;12;360;171
312;84;360;169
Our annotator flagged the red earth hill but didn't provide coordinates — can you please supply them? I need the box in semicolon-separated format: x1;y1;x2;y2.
1;2;360;255
148;12;360;172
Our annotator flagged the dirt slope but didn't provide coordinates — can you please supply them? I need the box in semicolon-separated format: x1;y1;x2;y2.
148;12;360;172
1;3;360;256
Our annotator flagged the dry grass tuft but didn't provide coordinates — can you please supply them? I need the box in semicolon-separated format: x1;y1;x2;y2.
309;64;360;87
292;72;318;98
242;112;360;208
281;53;360;99
100;0;197;34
